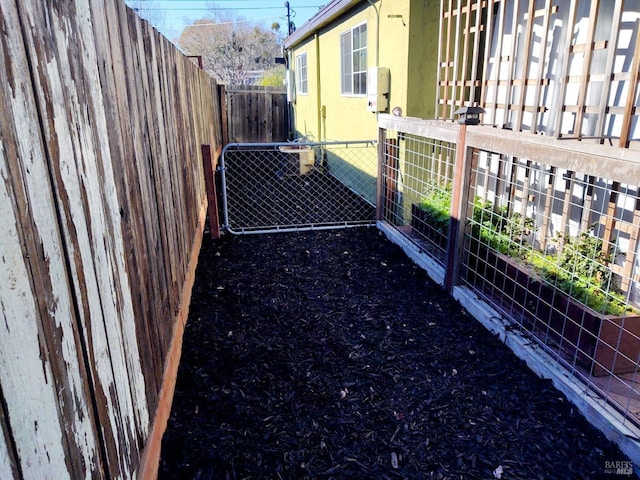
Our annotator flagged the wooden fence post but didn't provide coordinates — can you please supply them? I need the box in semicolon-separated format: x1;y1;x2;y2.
218;84;229;146
202;144;220;239
376;126;388;221
445;124;473;292
383;138;399;223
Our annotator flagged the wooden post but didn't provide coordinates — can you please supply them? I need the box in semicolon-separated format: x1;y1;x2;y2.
620;195;640;293
519;160;532;219
539;166;556;252
619;19;640;148
376;126;387;221
559;170;575;249
201;144;220;239
384;138;399;223
445;123;472;292
218;84;229;146
580;175;596;232
601;182;620;257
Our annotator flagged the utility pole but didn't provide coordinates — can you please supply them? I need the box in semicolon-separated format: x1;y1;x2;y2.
285;1;292;35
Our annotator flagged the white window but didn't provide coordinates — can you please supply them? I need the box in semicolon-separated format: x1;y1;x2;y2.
296;52;308;95
340;23;367;95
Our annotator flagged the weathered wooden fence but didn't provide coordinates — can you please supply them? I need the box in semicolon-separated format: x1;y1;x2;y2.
225;85;289;142
0;1;222;479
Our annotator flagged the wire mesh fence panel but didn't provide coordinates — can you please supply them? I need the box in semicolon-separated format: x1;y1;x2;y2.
377;115;640;457
380;132;457;266
459;150;640;428
220;141;377;234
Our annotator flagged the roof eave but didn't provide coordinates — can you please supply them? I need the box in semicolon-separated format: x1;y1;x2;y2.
283;0;363;49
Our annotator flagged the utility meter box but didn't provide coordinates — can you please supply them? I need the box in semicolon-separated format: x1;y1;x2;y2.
367;67;390;112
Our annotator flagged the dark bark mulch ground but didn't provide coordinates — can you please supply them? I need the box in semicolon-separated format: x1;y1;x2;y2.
159;227;637;479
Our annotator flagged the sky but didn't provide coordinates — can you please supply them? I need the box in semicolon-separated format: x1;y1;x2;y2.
125;0;326;42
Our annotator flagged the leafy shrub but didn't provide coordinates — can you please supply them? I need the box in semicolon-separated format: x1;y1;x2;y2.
415;182;452;236
470;198;632;316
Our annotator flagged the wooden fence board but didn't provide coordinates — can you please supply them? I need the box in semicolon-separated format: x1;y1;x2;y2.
1;0;221;477
140;22;176;366
117;0;166;403
17;1;151;475
226;86;288;142
1;2;106;478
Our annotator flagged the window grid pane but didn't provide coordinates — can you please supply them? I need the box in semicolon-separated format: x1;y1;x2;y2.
341;32;352;94
296;53;307;94
352;24;367;95
341;24;366;96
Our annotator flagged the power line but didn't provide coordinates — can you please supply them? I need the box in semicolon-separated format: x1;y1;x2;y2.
172;17;282;27
126;4;324;11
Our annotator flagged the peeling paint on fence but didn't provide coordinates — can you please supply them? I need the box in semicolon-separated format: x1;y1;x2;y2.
0;0;221;478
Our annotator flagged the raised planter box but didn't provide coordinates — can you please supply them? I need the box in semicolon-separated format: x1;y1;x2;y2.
465;246;640;376
410;203;449;252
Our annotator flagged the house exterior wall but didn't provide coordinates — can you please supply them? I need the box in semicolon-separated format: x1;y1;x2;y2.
406;1;441;118
286;0;440;142
290;34;320;140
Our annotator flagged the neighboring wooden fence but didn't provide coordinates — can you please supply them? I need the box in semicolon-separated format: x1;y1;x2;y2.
225;85;289;142
0;1;221;479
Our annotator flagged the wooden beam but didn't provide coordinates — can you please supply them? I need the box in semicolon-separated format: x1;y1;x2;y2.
580;175;596;232
378;115;460;143
530;0;554;134
464;125;640;182
501;0;520;129
468;0;483;105
487;0;507;127
572;0;601;139
445;125;471;291
479;0;496;109
383;138;399;223
620;195;640;293
553;1;579;137
513;0;536;131
619;19;640;148
201;144;221;239
539;166;556;252
571;39;608;53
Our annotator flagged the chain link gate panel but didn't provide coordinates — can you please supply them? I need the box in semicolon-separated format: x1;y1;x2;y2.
219;141;378;234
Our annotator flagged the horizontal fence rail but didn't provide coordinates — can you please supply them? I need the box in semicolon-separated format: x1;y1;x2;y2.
220;141;378;234
377;114;640;465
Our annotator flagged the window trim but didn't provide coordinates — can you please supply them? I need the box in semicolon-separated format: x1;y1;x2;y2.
295;52;308;95
340;21;367;97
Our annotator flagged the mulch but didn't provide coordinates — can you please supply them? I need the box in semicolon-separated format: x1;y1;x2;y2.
159;227;637;479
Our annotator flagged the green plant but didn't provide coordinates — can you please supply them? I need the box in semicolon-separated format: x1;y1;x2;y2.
556;229;613;288
415;181;452;235
471;197;531;257
470;198;632;316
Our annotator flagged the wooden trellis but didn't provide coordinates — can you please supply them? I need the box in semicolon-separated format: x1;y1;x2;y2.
438;0;640;148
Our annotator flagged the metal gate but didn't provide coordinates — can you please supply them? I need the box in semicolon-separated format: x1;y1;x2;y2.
219;141;378;234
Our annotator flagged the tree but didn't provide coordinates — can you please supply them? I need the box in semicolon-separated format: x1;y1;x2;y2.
259;66;286;87
177;12;282;85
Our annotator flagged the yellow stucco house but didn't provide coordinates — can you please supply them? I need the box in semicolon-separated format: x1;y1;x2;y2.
283;0;441;141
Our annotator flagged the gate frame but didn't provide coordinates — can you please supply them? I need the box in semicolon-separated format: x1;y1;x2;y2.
219;140;378;235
